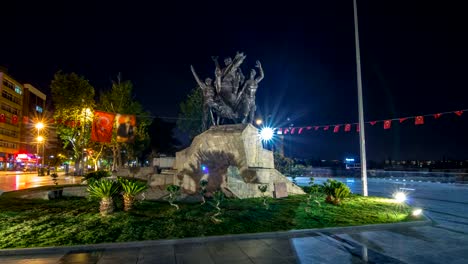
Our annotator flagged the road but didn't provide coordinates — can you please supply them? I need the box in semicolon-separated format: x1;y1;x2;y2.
0;171;81;194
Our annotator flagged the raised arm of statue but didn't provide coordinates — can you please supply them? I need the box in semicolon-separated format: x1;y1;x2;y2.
212;56;221;71
190;65;205;89
255;60;264;83
215;67;222;94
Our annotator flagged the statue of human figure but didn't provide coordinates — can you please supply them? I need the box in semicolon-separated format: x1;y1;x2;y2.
237;60;264;124
218;52;246;108
190;66;217;129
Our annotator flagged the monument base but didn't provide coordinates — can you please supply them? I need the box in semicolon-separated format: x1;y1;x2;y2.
173;124;304;198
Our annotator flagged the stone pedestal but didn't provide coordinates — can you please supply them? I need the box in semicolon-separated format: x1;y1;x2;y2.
174;124;304;198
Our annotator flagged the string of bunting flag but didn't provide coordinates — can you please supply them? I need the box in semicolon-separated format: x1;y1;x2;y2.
276;108;467;135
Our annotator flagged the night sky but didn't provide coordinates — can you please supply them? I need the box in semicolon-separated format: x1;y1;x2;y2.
1;1;467;161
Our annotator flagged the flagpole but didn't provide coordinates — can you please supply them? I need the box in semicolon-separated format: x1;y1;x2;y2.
353;0;368;196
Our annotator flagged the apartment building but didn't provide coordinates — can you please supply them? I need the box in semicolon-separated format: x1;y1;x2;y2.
0;70;24;169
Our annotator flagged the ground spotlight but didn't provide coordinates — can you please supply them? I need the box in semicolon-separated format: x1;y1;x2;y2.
412;208;423;216
259;127;274;141
393;192;407;203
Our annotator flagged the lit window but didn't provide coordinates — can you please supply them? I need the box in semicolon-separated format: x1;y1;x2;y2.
36;105;43;113
15;86;22;95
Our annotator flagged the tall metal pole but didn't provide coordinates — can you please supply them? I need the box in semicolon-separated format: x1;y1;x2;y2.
353;0;368;196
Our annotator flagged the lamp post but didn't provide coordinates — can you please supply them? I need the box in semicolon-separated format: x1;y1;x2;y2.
35;122;44;174
37;135;44;175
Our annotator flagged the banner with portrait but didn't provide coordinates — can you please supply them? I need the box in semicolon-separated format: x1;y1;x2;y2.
91;111;116;143
115;114;136;143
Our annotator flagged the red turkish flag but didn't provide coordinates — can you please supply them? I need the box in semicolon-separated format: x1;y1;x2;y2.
455;111;463;116
11;115;18;124
356;124;360;132
344;124;351;132
306;126;312;130
384;120;392;129
314;126;319;131
290;128;296;134
22;116;29;124
323;126;329;131
298;127;304;134
0;114;5;123
399;118;408;123
433;113;442;119
415;116;424;125
91;111;116;143
370;121;377;126
333;125;340;133
284;128;289;135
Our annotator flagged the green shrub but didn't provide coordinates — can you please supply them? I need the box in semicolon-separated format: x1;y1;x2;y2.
82;171;111;185
199;179;208;205
87;179;120;216
322;179;351;205
119;178;148;211
166;185;181;210
258;184;269;209
210;190;225;223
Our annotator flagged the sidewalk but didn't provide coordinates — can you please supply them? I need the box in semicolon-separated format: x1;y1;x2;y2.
2;218;465;264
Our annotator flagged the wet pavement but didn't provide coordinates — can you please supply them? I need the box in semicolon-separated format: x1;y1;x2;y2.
1;223;467;263
1;177;468;263
0;171;81;193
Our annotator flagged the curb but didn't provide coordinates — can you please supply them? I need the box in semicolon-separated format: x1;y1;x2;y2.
0;216;432;256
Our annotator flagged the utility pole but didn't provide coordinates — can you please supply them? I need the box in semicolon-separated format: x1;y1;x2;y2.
353;0;368;196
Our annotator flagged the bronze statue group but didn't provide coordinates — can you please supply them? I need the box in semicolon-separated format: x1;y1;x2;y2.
191;52;264;129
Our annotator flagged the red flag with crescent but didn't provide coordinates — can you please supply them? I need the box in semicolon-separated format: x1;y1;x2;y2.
454;111;463;116
91;111;115;143
384;120;392;129
415;116;424;125
344;124;351;132
333;125;340;133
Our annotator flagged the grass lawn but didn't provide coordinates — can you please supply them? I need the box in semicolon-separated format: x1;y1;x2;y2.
0;192;419;249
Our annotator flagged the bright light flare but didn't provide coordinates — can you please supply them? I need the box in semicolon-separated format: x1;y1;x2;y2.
412;208;423;216
35;122;44;130
259;127;274;141
37;136;44;142
255;119;263;125
393;192;407;203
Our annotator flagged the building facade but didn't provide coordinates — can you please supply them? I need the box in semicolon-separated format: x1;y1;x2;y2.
0;69;48;170
0;71;24;169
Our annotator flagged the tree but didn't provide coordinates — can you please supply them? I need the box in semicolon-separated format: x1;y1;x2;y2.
177;87;204;140
273;152;293;175
98;77;152;170
50;72;95;174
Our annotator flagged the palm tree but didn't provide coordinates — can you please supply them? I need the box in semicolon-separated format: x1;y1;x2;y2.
119;178;148;211
87;179;120;216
